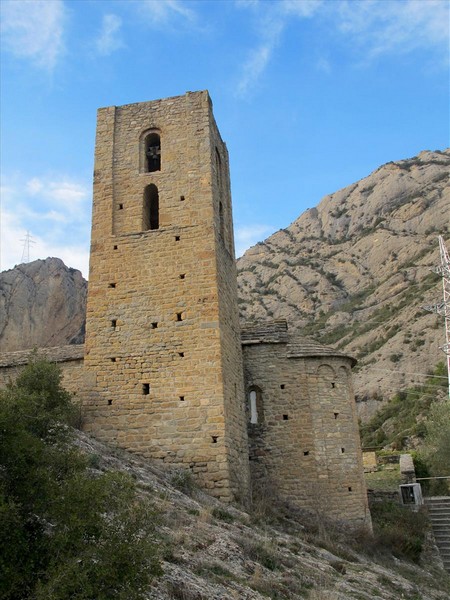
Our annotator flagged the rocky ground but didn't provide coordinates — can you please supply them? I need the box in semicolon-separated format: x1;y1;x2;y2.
76;430;450;600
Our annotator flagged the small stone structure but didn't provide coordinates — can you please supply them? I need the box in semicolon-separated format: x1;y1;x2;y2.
0;91;371;527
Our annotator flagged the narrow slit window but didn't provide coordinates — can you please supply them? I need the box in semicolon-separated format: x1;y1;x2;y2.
176;312;183;322
143;184;159;231
118;203;123;210
143;383;150;395
348;487;352;492
248;386;264;424
249;390;258;424
175;235;180;242
334;412;339;419
331;382;335;388
180;195;185;201
111;319;117;329
211;436;218;444
144;133;161;172
219;201;224;240
341;447;345;453
108;399;113;405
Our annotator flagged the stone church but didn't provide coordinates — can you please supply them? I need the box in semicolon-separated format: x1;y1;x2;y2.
0;91;370;527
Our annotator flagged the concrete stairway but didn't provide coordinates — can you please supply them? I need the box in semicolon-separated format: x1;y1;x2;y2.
424;496;450;573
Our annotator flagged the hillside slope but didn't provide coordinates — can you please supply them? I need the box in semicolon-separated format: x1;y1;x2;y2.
237;149;449;414
0;257;87;352
75;429;450;600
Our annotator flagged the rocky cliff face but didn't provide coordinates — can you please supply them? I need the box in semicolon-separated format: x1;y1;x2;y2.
0;257;87;352
237;149;449;415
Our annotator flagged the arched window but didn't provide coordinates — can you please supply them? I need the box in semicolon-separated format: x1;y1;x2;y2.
144;133;161;172
143;184;159;230
248;386;264;424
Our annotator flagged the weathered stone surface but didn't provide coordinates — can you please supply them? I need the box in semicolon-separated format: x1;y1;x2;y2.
0;257;86;352
84;92;250;504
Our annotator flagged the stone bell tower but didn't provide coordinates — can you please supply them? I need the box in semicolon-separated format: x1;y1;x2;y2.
84;91;250;503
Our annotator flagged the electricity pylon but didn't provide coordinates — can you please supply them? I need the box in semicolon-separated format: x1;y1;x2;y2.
20;231;35;264
423;236;450;398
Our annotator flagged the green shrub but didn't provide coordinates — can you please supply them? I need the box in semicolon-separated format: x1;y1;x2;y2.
0;357;162;600
370;501;428;563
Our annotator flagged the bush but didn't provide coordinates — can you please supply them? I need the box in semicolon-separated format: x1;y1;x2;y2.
370;501;428;563
0;357;162;600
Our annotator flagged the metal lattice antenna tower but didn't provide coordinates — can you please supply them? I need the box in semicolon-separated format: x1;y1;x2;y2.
423;236;450;398
20;231;35;264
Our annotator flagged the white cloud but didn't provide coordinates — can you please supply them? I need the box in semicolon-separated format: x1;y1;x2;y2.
235;224;273;257
139;0;196;25
236;0;448;96
236;0;322;97
0;0;66;70
95;14;124;56
0;173;91;278
337;0;449;62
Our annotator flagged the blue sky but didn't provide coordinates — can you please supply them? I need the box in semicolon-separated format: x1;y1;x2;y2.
1;0;448;278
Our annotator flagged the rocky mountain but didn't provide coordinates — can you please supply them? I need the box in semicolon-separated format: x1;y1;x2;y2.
0;257;87;352
237;149;449;416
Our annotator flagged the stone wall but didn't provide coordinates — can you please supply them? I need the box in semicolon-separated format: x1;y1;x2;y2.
0;345;87;397
242;323;371;527
84;91;250;503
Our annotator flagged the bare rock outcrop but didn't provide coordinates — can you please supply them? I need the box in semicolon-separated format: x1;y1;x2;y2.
237;149;450;414
0;257;87;352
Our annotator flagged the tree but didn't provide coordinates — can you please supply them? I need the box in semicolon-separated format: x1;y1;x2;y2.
0;356;161;600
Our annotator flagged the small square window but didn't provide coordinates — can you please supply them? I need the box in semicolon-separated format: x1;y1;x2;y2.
110;357;117;362
113;245;118;250
108;399;113;405
280;384;285;389
178;352;184;357
211;436;218;444
283;414;289;420
179;396;185;401
180;195;185;201
151;322;158;329
118;203;123;210
303;450;309;456
175;236;180;241
179;273;186;279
